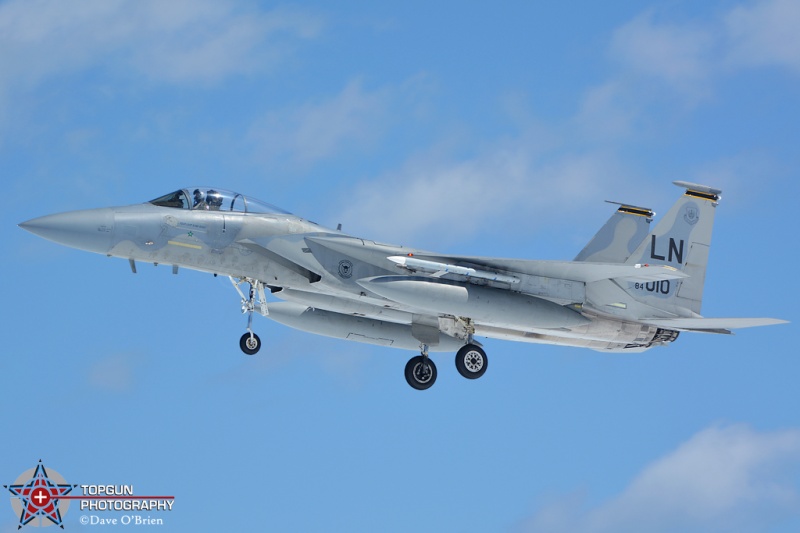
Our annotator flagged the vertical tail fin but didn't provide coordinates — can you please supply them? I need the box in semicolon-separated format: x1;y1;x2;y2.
623;182;722;314
574;202;653;263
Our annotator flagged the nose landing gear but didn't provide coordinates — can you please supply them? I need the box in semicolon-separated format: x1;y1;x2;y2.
230;276;268;355
240;332;261;355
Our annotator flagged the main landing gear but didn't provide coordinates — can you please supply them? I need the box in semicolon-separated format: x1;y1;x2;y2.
405;345;438;390
403;343;488;390
230;277;268;356
455;344;487;379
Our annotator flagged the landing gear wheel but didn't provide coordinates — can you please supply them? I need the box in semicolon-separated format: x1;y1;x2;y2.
455;344;487;379
239;333;261;355
404;355;437;390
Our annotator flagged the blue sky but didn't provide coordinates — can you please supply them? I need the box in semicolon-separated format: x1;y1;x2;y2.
2;1;799;531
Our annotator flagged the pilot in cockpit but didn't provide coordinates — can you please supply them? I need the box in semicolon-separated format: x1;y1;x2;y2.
206;190;223;211
192;189;207;210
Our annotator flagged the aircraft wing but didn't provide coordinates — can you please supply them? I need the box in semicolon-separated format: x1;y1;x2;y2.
237;239;322;283
639;317;789;335
409;253;688;283
303;236;687;283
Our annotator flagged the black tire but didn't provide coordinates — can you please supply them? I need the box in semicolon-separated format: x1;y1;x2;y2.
240;333;261;355
404;355;437;390
455;344;487;379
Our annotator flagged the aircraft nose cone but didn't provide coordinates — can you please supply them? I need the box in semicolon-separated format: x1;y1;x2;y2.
19;208;115;254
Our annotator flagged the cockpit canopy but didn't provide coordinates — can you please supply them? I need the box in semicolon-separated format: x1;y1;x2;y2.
149;188;290;214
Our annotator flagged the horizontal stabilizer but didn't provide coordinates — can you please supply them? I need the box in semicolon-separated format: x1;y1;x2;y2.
641;317;788;334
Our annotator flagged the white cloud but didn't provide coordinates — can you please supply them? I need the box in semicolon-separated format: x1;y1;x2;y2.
572;81;639;143
87;353;141;393
334;130;637;248
725;0;800;72
603;0;800;104
0;0;323;89
333;1;800;249
689;151;781;210
608;10;714;97
249;78;392;166
520;424;800;533
203;331;374;391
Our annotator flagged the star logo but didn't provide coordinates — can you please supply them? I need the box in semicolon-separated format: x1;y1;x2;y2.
187;231;194;237
5;461;76;529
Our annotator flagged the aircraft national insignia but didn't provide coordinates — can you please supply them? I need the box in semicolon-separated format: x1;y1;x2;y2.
338;260;353;278
683;205;699;225
5;460;77;529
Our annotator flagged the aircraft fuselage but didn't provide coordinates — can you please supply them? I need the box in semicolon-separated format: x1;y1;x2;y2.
20;184;786;389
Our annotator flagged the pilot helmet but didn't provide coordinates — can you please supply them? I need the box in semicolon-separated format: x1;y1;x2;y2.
206;190;223;207
193;189;204;202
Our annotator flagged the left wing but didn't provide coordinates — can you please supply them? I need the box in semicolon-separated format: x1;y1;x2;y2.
406;253;688;283
304;236;687;284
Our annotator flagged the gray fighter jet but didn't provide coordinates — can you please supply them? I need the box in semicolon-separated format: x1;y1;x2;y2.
19;182;786;390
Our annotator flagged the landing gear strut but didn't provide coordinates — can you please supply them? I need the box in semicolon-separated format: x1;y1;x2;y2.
404;344;437;390
230;277;268;355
